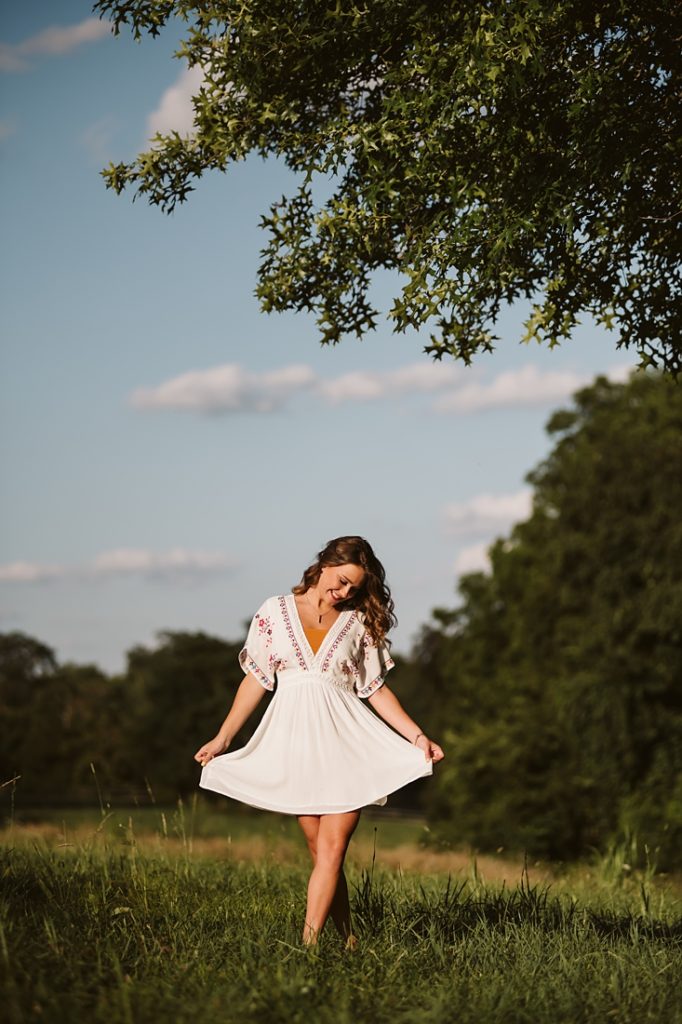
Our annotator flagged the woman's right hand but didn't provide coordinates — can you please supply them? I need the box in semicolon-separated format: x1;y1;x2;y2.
194;736;228;766
416;734;444;763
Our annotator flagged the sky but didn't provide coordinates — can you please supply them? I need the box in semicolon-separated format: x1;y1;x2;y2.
0;2;633;673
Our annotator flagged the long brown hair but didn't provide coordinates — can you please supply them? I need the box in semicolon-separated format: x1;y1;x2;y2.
292;536;396;646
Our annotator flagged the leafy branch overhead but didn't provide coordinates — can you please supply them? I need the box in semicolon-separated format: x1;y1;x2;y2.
96;1;682;370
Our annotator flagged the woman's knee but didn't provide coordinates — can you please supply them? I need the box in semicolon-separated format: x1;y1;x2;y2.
298;815;320;862
316;837;349;871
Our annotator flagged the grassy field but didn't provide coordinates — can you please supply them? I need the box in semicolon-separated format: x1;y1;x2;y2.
2;800;681;1023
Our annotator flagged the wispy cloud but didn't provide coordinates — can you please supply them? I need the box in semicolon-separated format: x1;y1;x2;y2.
444;490;532;537
447;489;533;581
317;363;461;404
0;18;111;73
130;363;317;413
130;361;460;414
454;541;491;576
0;561;66;583
434;365;588;414
129;361;635;417
0;549;237;584
148;64;205;137
435;363;635;414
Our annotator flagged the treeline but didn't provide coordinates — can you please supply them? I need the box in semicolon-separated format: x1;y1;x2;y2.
418;372;682;868
0;631;254;806
1;374;680;865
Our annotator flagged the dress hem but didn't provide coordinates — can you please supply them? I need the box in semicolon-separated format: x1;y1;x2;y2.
199;760;433;816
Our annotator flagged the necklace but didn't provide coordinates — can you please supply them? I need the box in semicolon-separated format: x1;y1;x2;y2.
306;590;335;625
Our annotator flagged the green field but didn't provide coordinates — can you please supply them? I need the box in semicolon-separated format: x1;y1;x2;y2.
2;802;681;1023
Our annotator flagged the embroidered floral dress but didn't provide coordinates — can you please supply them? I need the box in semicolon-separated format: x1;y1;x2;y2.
199;594;433;814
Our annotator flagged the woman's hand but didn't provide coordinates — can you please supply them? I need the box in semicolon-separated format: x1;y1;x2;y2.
416;734;444;763
194;736;228;766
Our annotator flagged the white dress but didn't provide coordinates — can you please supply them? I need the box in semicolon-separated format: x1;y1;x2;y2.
200;594;433;814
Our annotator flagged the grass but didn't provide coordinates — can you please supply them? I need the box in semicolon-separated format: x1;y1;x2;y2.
1;801;681;1023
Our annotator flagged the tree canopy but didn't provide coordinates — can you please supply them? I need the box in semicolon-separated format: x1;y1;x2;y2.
0;630;255;804
424;370;682;865
96;0;682;370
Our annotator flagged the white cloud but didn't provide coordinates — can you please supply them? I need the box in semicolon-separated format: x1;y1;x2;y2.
318;362;460;404
131;360;460;414
446;490;533;580
0;18;111;73
444;490;532;537
454;542;490;576
0;549;236;584
605;363;636;384
434;363;637;415
130;363;316;414
128;361;638;418
0;561;66;583
434;365;589;414
148;64;205;137
89;548;235;579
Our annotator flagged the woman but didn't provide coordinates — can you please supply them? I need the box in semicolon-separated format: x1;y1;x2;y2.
195;536;444;946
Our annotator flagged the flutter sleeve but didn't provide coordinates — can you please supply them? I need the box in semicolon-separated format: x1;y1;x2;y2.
355;629;395;698
238;600;277;691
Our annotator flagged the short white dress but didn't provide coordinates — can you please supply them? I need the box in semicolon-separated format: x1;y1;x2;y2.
200;594;433;814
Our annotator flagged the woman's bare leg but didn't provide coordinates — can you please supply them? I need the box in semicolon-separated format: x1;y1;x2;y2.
297;811;360;945
298;815;354;941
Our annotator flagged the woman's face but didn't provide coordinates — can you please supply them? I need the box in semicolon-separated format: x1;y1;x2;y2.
317;562;365;605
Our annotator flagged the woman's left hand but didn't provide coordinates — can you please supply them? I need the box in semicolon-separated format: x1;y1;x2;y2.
416;735;444;763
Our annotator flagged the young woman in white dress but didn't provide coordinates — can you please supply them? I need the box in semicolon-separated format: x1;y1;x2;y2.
194;536;444;946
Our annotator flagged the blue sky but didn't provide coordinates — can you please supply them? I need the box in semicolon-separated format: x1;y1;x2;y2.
0;2;631;672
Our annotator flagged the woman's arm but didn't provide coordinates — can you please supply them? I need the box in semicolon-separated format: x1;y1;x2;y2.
368;684;444;762
194;673;267;765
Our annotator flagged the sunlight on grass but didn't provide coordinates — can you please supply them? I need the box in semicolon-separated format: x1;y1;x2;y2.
1;801;681;1023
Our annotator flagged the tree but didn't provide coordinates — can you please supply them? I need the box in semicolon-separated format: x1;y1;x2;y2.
96;0;681;370
0;634;127;803
0;628;272;805
425;372;682;864
21;662;127;801
0;633;57;791
123;630;269;800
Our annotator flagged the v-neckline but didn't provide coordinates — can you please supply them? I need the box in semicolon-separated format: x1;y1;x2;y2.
286;593;350;667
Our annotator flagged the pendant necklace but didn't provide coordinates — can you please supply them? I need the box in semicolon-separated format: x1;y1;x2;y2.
306;591;333;625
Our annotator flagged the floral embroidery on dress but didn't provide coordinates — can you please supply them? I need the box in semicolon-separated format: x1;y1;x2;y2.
239;651;275;691
255;614;273;647
355;630;395;698
340;658;360;679
356;674;385;698
239;596;394;698
268;652;286;675
279;596;307;670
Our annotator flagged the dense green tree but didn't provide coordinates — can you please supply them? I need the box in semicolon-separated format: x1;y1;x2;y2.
22;662;127;801
0;629;271;806
123;630;269;801
0;633;57;793
96;0;681;370
428;372;682;864
0;634;128;803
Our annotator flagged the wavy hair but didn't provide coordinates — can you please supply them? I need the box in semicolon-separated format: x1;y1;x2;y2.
292;536;396;646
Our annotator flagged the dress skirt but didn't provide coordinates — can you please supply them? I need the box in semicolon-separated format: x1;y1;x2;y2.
200;668;433;815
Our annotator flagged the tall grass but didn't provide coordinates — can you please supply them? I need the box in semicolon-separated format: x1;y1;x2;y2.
1;815;681;1024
